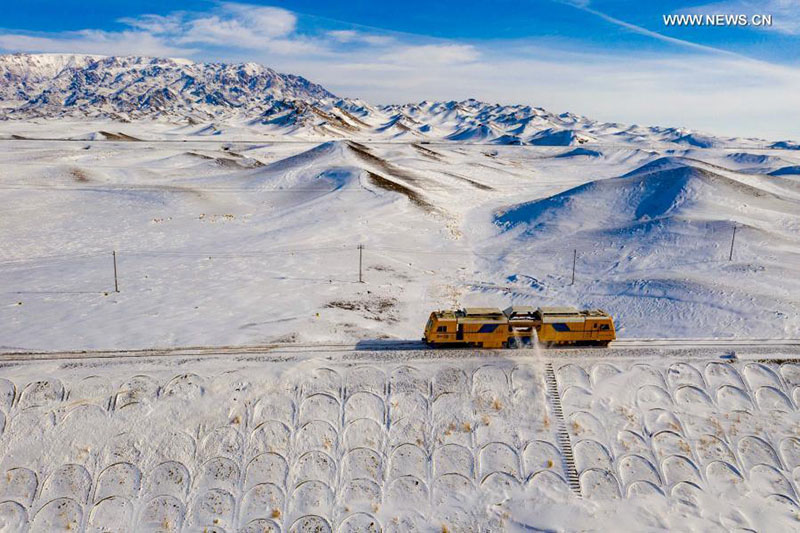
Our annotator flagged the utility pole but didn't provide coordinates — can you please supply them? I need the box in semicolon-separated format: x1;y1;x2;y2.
112;250;119;292
358;244;364;283
570;249;576;285
728;225;737;261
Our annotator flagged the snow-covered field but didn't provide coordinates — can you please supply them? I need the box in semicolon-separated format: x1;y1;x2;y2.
2;53;800;533
2;347;800;532
1;122;800;351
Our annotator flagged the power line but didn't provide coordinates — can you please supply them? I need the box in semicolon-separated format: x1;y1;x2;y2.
0;239;773;269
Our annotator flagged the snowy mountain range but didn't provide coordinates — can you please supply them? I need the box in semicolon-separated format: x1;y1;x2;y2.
0;53;335;121
0;53;796;148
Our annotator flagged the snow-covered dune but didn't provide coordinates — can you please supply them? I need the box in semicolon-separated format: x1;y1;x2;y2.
497;159;799;232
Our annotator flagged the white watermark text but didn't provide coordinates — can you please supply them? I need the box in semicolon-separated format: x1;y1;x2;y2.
663;13;773;27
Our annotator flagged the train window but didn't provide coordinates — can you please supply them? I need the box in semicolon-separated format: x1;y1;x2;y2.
478;324;498;333
599;324;610;330
437;326;447;332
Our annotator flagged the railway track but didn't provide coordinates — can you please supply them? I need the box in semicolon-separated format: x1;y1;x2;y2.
609;338;800;348
2;338;800;363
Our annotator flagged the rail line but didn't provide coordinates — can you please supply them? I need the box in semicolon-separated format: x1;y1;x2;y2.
2;338;800;363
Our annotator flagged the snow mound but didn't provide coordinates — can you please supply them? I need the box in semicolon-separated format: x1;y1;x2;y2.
555;147;602;158
242;141;350;190
771;141;800;150
528;129;592;146
446;124;498;142
726;152;780;165
235;141;441;214
770;165;800;176
491;134;524;145
673;133;718;148
496;161;793;232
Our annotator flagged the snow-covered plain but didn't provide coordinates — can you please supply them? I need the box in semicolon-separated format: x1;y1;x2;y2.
2;347;800;532
1;122;800;351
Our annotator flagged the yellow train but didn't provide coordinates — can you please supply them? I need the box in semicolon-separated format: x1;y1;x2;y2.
423;306;615;348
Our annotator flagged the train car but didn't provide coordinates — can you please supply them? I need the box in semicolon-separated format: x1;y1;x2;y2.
423;305;615;347
534;306;615;346
423;307;509;348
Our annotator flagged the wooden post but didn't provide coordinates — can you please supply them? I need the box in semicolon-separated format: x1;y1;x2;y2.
113;250;119;292
358;244;364;283
570;249;576;285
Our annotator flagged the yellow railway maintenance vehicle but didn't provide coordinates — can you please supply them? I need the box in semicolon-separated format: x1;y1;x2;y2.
423;306;615;347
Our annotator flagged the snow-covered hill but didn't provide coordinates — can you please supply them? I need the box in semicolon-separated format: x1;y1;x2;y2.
485;156;800;337
2;53;796;148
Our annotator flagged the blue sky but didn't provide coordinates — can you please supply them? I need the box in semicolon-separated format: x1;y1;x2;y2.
1;0;799;138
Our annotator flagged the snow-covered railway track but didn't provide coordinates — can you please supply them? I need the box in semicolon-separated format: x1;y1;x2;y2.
2;338;800;364
611;338;800;348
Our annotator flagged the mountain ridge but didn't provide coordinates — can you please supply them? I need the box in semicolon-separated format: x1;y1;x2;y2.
0;53;795;148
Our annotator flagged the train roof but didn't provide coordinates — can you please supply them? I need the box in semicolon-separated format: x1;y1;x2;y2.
434;306;611;321
463;307;504;316
581;308;611;317
537;306;581;316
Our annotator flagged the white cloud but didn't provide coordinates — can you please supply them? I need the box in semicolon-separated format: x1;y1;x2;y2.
327;30;358;42
178;3;299;48
380;44;480;66
120;3;322;54
327;30;394;46
221;3;298;37
118;14;185;35
0;3;319;57
0;30;192;57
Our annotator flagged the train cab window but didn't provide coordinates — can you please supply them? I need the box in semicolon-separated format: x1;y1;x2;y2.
437;326;447;332
478;324;499;333
599;324;610;330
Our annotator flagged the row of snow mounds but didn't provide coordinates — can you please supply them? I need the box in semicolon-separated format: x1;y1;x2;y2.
553;359;800;517
0;360;566;531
